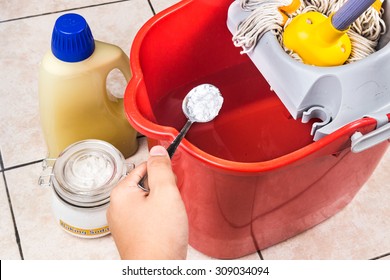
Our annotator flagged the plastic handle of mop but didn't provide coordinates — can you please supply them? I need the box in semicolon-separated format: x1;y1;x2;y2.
332;0;376;31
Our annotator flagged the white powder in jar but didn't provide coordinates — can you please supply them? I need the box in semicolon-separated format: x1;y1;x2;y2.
185;84;223;122
70;153;113;190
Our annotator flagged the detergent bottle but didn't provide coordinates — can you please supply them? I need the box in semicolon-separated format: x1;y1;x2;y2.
39;13;138;158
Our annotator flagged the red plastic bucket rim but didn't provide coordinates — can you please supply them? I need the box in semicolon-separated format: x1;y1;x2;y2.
124;0;385;173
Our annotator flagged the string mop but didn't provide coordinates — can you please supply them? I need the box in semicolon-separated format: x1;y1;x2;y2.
233;0;386;64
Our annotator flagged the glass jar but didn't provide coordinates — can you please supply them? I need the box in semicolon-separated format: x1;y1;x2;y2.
40;140;133;238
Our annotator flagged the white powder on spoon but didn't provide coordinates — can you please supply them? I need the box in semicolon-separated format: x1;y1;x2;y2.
185;84;223;122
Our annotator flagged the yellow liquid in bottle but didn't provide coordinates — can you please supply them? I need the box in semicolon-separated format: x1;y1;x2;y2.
39;41;138;158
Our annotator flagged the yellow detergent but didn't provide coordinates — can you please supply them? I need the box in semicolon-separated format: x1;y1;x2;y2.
39;13;137;158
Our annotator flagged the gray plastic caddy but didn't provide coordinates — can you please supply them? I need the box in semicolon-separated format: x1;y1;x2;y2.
227;0;390;152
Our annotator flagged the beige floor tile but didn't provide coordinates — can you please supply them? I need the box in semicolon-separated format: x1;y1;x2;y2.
150;0;181;13
0;0;153;169
5;162;120;259
0;174;21;259
187;245;261;260
127;137;150;166
0;0;122;22
4;137;149;260
261;151;390;260
377;255;390;260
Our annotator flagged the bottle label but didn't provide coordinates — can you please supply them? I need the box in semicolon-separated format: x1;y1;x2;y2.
59;219;109;237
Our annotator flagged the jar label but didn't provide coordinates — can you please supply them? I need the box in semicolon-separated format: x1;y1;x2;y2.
60;220;109;237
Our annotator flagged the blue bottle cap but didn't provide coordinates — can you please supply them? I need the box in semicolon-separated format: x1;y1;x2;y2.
51;13;95;62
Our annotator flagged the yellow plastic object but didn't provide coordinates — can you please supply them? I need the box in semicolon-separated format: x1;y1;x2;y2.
39;41;139;158
372;0;383;12
283;11;351;66
279;0;301;25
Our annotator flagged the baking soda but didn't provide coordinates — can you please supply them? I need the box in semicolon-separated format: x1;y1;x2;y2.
71;154;113;189
186;84;223;122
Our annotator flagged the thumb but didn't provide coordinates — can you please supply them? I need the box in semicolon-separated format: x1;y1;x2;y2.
147;146;177;193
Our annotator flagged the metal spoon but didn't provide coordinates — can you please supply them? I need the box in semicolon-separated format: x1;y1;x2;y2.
138;84;223;192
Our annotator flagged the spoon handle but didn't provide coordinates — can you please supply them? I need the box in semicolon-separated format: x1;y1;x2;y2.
137;174;149;192
137;119;194;192
166;119;194;158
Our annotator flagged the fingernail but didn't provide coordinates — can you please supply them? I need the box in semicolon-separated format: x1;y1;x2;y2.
149;145;168;156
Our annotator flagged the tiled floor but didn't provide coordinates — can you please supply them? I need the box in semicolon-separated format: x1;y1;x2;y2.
0;0;389;260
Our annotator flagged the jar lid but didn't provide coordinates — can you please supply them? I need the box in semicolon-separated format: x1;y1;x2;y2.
53;140;126;207
51;13;95;62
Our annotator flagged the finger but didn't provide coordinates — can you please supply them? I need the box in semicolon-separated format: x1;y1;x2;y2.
109;163;148;207
147;145;177;193
117;162;147;189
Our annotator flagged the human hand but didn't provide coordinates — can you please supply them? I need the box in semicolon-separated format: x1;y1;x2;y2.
107;145;189;259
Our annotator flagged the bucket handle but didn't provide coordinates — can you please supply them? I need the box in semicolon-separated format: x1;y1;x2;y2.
351;116;390;153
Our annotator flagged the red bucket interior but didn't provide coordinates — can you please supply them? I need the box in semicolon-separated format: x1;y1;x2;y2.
130;0;318;163
150;62;317;162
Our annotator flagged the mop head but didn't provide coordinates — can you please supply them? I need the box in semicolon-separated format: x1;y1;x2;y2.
233;0;387;64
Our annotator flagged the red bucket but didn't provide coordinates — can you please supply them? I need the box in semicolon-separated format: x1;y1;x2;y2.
124;0;389;258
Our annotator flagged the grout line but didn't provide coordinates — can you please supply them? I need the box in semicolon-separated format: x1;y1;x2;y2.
0;153;24;260
257;250;264;260
0;0;132;23
2;159;45;172
2;136;145;171
249;177;264;261
370;252;390;260
147;0;156;15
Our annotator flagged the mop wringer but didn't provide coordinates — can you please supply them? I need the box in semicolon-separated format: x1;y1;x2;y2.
227;0;390;152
